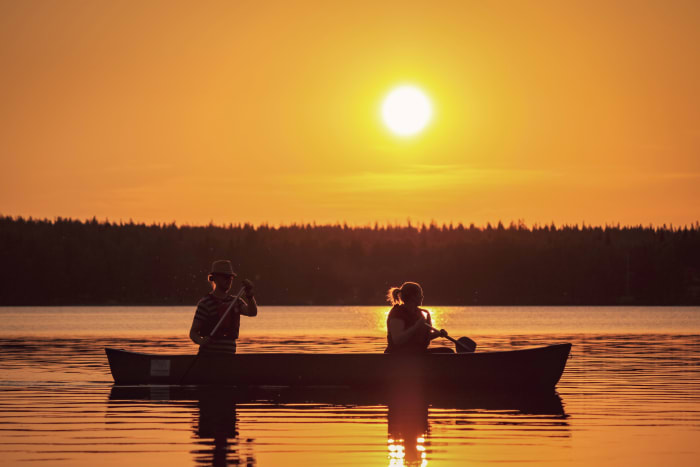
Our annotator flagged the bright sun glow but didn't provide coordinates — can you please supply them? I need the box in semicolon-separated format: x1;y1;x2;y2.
381;85;433;136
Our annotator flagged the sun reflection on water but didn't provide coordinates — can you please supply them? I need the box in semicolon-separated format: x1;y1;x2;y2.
388;436;428;467
373;307;447;333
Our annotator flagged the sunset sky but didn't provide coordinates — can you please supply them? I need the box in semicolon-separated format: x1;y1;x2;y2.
1;1;699;227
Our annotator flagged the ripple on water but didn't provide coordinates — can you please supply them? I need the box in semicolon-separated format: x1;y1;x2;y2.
0;330;699;466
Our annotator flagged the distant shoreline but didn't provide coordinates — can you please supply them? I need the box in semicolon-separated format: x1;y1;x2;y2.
3;214;699;231
1;215;699;307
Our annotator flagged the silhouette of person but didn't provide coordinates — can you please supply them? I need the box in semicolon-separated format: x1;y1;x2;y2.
189;260;257;355
385;282;452;354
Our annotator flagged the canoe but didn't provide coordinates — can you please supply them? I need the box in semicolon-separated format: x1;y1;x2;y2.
105;343;571;391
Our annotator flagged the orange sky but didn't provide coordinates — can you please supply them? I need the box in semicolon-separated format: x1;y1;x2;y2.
1;1;699;227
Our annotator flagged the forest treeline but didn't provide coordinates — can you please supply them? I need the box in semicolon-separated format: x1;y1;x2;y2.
1;215;699;306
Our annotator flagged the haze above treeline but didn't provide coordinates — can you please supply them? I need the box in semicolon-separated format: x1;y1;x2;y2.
1;215;699;306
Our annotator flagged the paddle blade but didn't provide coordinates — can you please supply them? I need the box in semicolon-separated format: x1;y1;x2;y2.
456;336;477;353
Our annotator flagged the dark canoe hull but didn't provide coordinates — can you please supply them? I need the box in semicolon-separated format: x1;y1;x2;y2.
105;343;571;392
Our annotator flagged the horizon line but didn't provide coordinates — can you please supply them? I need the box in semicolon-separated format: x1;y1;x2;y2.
2;214;699;232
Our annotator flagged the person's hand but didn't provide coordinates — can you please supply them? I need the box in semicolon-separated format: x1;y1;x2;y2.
439;329;448;338
242;279;255;298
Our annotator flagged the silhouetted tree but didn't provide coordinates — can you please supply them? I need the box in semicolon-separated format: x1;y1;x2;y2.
0;215;698;305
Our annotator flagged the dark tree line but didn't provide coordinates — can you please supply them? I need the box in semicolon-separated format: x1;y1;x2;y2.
1;215;699;306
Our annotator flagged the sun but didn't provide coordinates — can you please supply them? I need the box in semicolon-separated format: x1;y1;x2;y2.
381;85;433;137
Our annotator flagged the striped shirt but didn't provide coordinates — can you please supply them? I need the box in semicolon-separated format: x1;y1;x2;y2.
193;293;248;354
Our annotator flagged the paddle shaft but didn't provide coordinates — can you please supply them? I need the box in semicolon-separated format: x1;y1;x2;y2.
424;323;474;352
209;286;247;337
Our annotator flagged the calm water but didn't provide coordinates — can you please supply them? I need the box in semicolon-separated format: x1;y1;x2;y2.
0;306;699;466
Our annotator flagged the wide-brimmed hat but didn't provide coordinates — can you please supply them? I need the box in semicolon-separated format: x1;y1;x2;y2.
210;260;237;277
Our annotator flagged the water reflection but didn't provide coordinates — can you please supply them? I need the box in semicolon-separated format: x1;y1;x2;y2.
193;387;254;467
387;389;429;466
109;386;256;466
384;386;567;467
109;385;567;467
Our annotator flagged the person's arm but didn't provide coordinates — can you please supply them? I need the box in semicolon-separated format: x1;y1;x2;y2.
429;329;449;340
189;303;210;345
388;315;427;346
427;317;442;340
423;312;448;341
240;296;257;316
239;279;257;317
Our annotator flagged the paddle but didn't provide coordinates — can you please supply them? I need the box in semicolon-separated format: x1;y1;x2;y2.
425;323;477;353
180;285;247;384
209;286;247;337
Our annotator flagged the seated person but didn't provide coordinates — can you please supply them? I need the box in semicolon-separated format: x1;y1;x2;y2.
384;281;452;354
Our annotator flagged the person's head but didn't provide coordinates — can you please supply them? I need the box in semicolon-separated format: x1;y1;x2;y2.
207;260;237;292
387;282;423;307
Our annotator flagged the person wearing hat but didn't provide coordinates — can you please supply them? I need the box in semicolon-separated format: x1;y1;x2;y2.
189;260;257;354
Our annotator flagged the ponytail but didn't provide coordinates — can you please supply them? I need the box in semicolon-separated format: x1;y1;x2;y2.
387;287;401;305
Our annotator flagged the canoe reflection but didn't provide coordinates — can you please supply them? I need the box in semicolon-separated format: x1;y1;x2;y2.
108;385;567;467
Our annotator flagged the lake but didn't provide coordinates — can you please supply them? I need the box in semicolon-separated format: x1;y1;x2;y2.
0;306;699;466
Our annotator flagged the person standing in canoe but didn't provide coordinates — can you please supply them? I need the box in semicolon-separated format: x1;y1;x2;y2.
385;282;452;354
189;260;257;355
